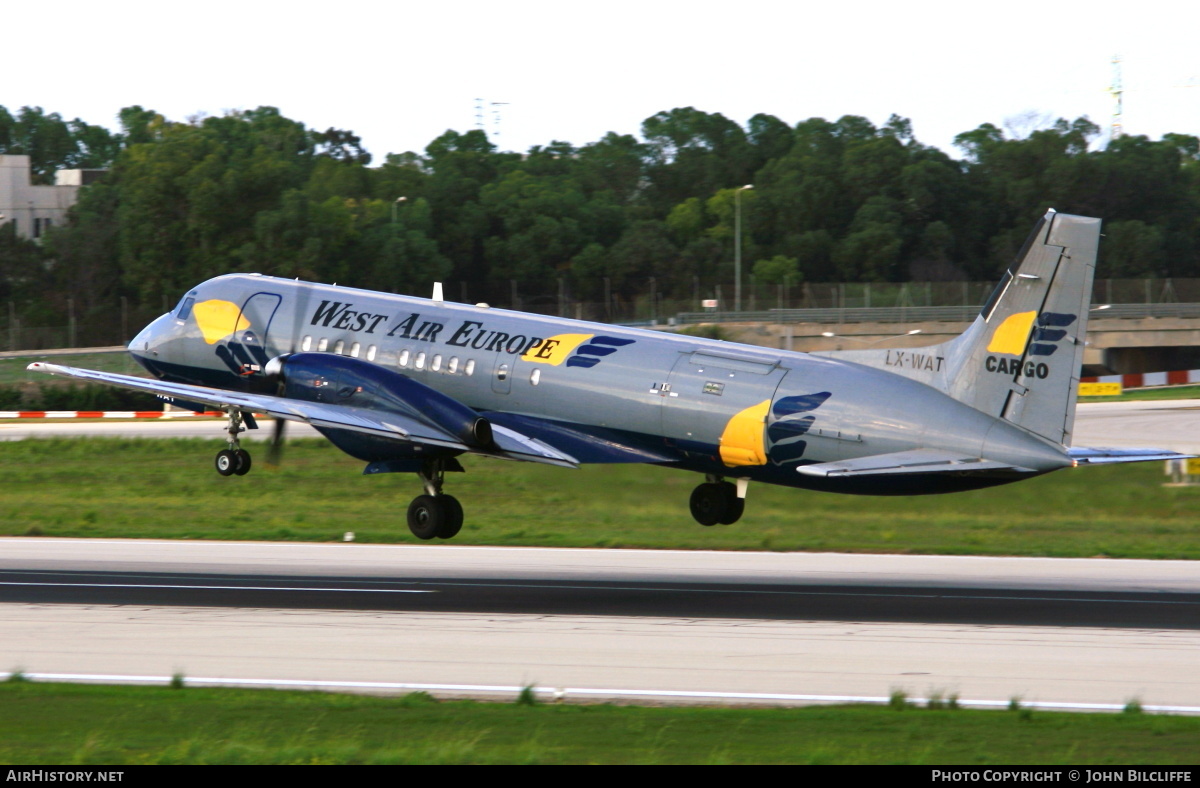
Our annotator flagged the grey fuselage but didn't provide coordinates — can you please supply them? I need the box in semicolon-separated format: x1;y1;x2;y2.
130;274;1072;495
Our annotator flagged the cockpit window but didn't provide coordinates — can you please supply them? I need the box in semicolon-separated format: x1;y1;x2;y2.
175;296;195;321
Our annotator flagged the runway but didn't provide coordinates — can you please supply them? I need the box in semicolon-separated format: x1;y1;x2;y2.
2;539;1198;709
2;400;1199;709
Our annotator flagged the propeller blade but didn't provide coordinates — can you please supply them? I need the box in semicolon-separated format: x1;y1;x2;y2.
266;417;287;467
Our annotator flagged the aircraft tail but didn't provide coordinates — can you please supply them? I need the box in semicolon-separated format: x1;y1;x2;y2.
818;210;1100;446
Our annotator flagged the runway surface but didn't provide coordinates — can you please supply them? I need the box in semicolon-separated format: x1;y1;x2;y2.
2;539;1198;709
2;400;1199;708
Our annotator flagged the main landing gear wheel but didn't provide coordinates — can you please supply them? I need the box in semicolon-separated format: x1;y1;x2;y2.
407;494;464;540
233;449;252;476
689;479;745;526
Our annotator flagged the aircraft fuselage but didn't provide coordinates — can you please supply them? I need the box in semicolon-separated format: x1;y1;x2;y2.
129;273;1071;495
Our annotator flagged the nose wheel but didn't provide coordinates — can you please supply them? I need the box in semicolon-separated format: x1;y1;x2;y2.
408;459;465;540
215;448;252;476
214;410;253;476
689;476;745;526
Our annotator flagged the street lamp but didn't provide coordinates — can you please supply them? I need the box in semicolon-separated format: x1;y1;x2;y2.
391;196;407;224
734;184;753;312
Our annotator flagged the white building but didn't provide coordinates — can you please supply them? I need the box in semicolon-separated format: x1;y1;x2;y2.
0;154;103;240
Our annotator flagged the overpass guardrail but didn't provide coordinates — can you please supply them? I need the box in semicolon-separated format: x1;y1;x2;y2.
672;303;1200;325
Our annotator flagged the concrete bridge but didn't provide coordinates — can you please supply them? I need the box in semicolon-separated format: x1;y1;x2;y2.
672;304;1200;376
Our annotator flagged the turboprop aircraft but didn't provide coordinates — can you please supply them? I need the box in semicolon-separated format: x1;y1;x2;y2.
30;209;1187;539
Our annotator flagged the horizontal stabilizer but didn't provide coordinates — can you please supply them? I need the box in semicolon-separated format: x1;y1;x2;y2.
797;448;1033;478
1068;447;1195;465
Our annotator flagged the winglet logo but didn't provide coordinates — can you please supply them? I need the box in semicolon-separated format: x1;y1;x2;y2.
193;300;251;345
1028;312;1078;357
565;336;635;368
520;334;636;368
719;399;771;467
983;311;1077;379
986;311;1037;356
766;392;832;465
522;333;594;365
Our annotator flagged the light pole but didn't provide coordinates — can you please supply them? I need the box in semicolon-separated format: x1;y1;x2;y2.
734;184;753;312
391;196;407;224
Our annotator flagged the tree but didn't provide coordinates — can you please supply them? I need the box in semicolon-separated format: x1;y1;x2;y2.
752;255;800;285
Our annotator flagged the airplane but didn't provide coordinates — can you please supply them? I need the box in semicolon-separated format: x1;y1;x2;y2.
29;209;1188;540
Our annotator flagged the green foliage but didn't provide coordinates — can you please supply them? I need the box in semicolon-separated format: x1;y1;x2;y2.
516;685;539;706
2;438;1199;558
0;383;161;411
5;683;1199;765
13;99;1200;330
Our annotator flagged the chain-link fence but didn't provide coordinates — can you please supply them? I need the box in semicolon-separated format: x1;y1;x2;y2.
6;278;1200;351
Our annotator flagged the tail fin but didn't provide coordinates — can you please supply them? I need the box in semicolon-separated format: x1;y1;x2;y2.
817;210;1100;446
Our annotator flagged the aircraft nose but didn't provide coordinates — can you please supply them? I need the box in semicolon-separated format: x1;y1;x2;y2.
128;312;175;359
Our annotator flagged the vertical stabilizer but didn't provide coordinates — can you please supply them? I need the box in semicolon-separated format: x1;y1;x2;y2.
815;210;1100;446
944;210;1099;445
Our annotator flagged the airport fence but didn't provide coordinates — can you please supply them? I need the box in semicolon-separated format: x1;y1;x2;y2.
6;277;1200;351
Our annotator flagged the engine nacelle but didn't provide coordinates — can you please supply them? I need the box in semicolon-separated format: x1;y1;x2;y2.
266;352;492;447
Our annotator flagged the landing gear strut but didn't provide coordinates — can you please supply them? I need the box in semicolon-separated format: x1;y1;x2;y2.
689;475;745;526
214;410;252;477
407;459;464;540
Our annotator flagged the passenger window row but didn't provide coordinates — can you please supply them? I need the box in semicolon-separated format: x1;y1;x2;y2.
298;335;540;386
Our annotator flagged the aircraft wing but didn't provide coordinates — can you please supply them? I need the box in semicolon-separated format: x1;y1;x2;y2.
1067;447;1195;465
26;362;578;468
796;449;1036;477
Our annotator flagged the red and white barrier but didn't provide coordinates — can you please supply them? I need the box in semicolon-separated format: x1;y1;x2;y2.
1080;370;1200;389
0;410;224;419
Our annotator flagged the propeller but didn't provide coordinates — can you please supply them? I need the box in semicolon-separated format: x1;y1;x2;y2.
262;277;315;467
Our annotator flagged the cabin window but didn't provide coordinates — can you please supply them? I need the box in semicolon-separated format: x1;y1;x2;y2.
448;357;459;374
530;369;541;386
350;342;361;358
415;352;426;370
334;340;345;355
431;354;443;372
317;338;329;352
366;345;377;362
496;363;509;382
465;359;476;376
398;349;410;367
301;335;312;351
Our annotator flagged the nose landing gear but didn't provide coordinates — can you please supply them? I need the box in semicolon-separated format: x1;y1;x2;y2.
214;410;253;477
689;475;746;526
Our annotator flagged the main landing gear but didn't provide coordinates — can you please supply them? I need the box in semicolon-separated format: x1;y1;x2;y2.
689;475;745;526
407;459;464;540
214;410;252;477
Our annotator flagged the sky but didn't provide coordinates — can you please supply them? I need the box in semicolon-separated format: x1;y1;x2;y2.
6;1;1200;161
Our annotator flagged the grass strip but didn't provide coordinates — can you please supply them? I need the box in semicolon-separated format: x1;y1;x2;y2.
0;681;1196;765
3;437;1199;557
